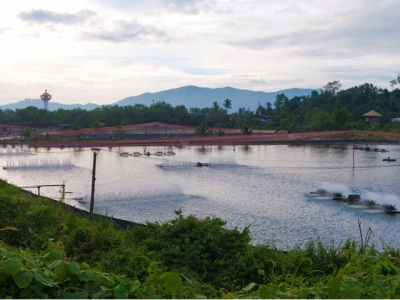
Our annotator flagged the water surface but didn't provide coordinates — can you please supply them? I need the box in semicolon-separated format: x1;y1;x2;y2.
1;143;399;250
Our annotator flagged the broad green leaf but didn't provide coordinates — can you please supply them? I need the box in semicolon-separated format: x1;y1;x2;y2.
128;280;141;293
68;262;80;274
84;282;101;294
34;270;54;286
48;259;63;270
55;263;69;280
114;285;129;299
327;277;342;299
3;259;22;275
161;272;182;294
258;285;278;299
92;290;109;299
222;292;235;299
80;262;90;270
78;270;95;282
94;273;115;287
13;271;33;288
343;277;362;299
51;249;63;259
243;282;257;291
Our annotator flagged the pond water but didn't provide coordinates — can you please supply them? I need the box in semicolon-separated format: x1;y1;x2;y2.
1;143;400;250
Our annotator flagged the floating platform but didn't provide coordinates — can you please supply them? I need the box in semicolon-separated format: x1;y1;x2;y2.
383;157;396;162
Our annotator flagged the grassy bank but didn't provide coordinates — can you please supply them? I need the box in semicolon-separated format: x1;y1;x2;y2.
1;179;400;298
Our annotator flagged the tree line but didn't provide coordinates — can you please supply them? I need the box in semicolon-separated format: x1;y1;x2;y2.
1;82;400;132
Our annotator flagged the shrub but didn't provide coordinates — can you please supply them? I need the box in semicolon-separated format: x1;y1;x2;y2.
129;210;252;289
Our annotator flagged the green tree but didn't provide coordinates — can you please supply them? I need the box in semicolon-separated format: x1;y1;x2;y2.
205;109;229;127
90;121;102;139
212;101;220;111
280;118;290;130
333;108;351;128
241;124;253;135
215;130;226;136
266;102;273;116
70;123;80;131
33;131;40;142
308;110;335;131
223;98;232;111
22;127;32;140
323;80;342;95
194;124;212;137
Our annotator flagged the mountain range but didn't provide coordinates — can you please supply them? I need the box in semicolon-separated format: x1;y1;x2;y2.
0;86;317;112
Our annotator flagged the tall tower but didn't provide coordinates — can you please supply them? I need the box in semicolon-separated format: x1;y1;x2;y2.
40;89;52;110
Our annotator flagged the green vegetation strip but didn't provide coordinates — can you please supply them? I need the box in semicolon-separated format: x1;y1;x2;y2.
1;179;400;298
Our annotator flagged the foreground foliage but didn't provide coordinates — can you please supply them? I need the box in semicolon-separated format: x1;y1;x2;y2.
1;179;400;298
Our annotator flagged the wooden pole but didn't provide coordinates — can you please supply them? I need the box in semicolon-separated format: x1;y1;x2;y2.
352;132;355;168
90;148;101;220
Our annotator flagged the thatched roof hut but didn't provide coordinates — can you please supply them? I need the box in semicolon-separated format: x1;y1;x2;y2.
363;110;382;123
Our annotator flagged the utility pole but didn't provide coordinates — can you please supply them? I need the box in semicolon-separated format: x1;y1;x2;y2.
90;147;101;220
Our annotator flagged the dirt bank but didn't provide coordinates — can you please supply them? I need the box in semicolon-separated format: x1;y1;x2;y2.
12;130;399;149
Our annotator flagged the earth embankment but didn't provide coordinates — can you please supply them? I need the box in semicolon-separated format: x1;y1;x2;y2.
19;130;400;148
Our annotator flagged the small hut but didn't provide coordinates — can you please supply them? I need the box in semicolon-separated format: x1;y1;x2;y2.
362;110;382;123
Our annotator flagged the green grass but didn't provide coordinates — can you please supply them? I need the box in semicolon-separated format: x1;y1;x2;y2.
1;179;400;298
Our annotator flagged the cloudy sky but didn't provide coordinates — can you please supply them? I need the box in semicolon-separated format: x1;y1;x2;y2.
1;0;399;106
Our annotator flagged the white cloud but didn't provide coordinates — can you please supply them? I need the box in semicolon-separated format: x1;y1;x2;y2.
156;0;217;14
79;19;169;43
18;9;96;25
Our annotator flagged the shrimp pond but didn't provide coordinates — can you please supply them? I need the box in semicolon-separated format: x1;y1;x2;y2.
1;142;400;250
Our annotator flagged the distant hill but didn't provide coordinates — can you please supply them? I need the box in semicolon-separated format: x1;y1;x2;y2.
1;86;317;112
0;99;100;111
115;86;317;111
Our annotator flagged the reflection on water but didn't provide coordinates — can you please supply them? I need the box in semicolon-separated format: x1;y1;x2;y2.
1;143;400;250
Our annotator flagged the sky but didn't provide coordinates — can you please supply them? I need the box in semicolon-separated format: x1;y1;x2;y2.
1;0;399;106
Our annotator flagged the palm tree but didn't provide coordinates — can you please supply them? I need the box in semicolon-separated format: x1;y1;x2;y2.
212;102;220;111
194;124;212;137
223;98;232;111
215;130;226;136
241;124;253;135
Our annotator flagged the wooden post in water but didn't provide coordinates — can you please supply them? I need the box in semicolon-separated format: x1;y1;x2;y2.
90;147;101;220
352;132;355;168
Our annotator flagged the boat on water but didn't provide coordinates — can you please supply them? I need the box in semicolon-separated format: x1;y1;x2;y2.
132;152;141;157
155;151;164;156
166;151;176;156
194;162;210;167
120;152;129;157
383;157;396;162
